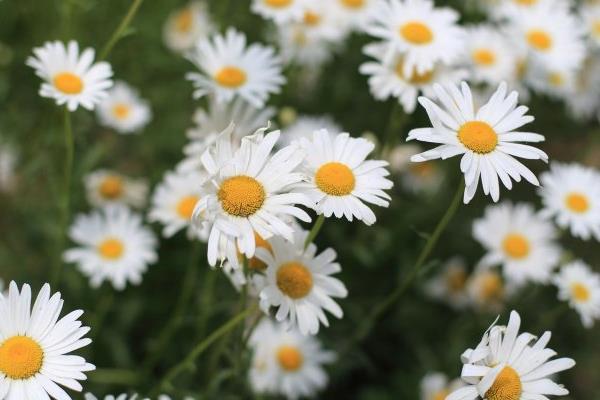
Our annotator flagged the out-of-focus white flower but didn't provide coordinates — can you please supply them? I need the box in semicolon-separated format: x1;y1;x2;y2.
466;266;507;313
163;1;214;54
0;141;17;192
420;372;464;400
84;169;148;209
554;260;600;328
464;25;518;85
279;115;341;147
424;257;470;310
387;144;443;193
96;81;152;134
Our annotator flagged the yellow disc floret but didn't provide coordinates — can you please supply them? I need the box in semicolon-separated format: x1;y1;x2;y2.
458;121;498;154
527;30;552;51
214;66;247;88
53;72;84;94
485;366;522;400
502;233;530;259
112;103;131;120
565;193;590;214
473;49;496;66
277;262;313;299
277;345;304;371
400;21;434;45
315;162;356;196
0;336;44;380
218;175;266;217
175;8;194;33
264;0;293;7
571;282;591;302
340;0;365;8
177;195;199;220
99;176;124;200
98;237;125;260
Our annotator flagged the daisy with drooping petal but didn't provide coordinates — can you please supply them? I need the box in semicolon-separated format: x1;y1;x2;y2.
553;260;600;328
96;81;152;134
192;125;313;267
464;26;517;85
178;97;275;173
186;28;285;107
84;169;148;209
257;229;348;335
149;169;208;240
364;0;465;76
424;257;470;310
297;129;393;225
407;81;548;203
0;141;17;193
26;40;113;111
0;281;95;399
163;1;214;54
539;162;600;241
447;310;575;400
249;319;335;399
279;115;340;147
360;42;468;113
473;202;561;286
466;266;507;313
251;0;309;25
64;205;158;290
421;372;464;400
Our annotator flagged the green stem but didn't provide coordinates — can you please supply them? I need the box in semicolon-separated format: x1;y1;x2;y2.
89;368;139;386
304;214;325;249
381;102;406;157
52;107;74;287
151;305;257;395
89;289;115;341
351;180;464;343
99;0;144;60
196;268;218;338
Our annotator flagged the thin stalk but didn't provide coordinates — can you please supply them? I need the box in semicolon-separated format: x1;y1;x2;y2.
99;0;144;60
304;214;325;249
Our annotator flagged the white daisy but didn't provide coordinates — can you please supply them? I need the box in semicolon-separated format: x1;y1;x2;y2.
26;40;113;111
473;202;561;286
279;115;341;147
424;257;470;310
251;0;309;25
331;0;380;31
0;141;17;193
275;23;336;68
0;281;95;399
84;169;148;209
421;372;464;400
387;144;444;193
64;205;158;290
364;0;465;76
447;310;575;400
257;229;348;335
464;26;518;85
96;81;152;134
538;162;600;241
163;1;214;54
177;97;275;173
186;28;285;107
486;0;570;21
360;42;468;113
526;64;577;100
565;56;600;121
149;169;208;240
249;319;335;399
191;124;313;267
507;4;586;73
553;260;600;328
466;267;507;313
297;129;393;225
407;81;548;204
582;3;600;47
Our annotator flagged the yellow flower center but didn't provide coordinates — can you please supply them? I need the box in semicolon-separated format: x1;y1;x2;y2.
527;30;552;51
315;162;355;196
548;72;564;87
99;175;124;199
304;11;321;26
112;103;131;120
264;0;293;7
409;162;435;178
53;72;84;94
277;262;313;299
571;282;591;302
514;0;537;5
565;192;590;214
458;121;498;154
433;390;450;400
473;49;496;66
98;237;125;260
340;0;365;9
218;175;265;217
395;60;434;84
175;8;194;33
214;66;247;88
249;232;273;271
177;195;199;220
593;21;600;38
485;366;522;400
502;233;530;259
0;336;44;380
400;21;433;45
479;272;504;302
446;269;467;293
277;345;303;371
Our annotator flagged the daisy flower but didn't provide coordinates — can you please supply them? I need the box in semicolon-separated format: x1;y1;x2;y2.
192;125;313;267
486;0;570;20
26;40;113;111
64;205;158;290
251;0;309;25
421;372;464;400
387;144;444;193
149;169;209;240
407;81;548;204
565;57;600;121
178;97;275;173
526;64;577;100
163;1;214;54
553;260;600;328
279;115;341;147
331;0;380;31
297;129;393;225
582;3;600;47
539;162;600;241
0;281;95;399
257;229;348;335
364;0;465;76
424;257;470;310
464;26;517;85
84;169;148;209
447;310;575;400
360;42;468;113
248;319;335;399
466;267;507;313
0;141;17;192
186;28;285;107
473;202;561;286
96;81;152;134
